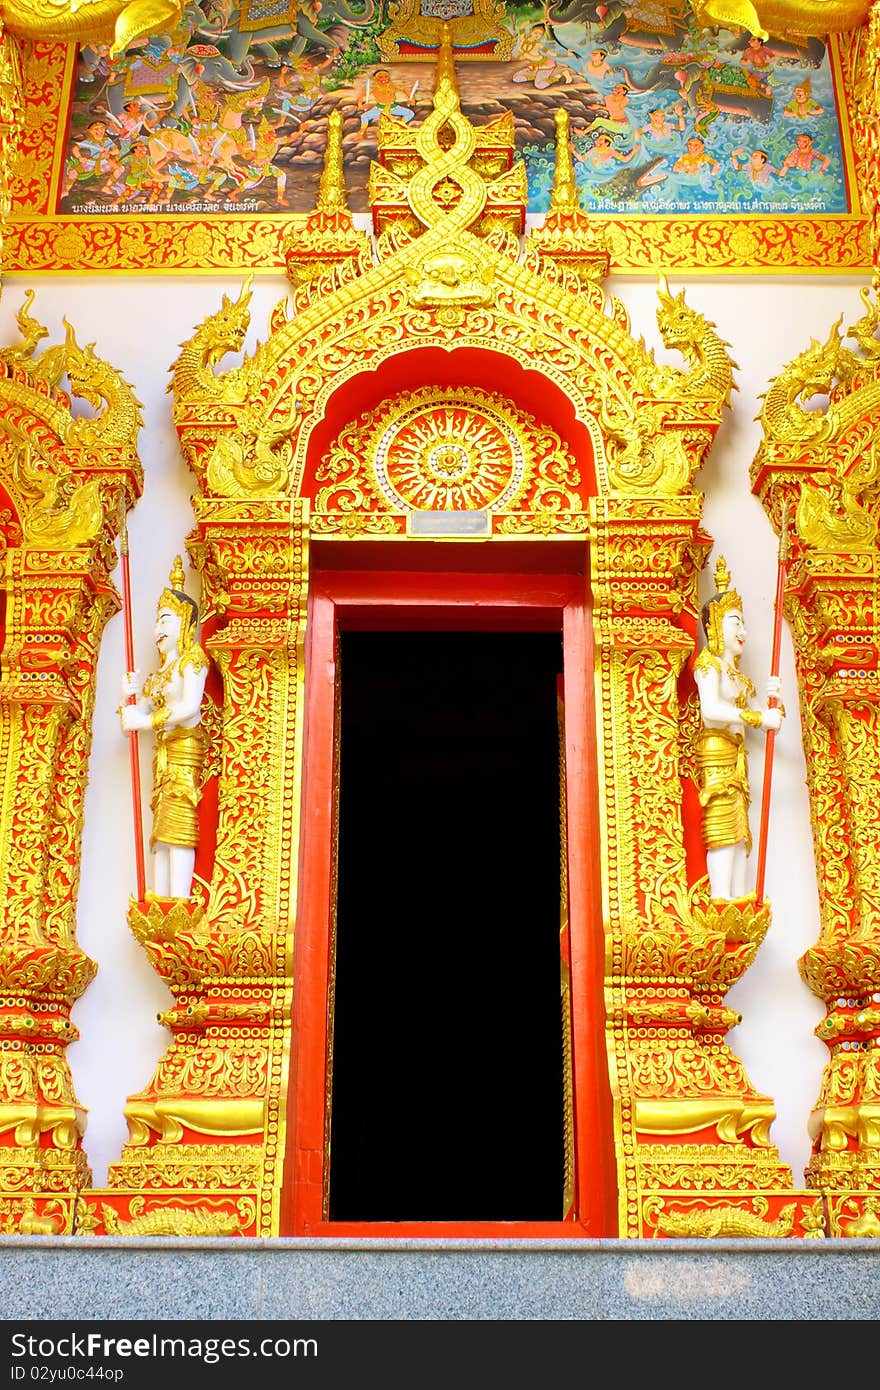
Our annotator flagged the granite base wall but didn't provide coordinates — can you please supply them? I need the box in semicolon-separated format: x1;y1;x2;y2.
0;1238;878;1320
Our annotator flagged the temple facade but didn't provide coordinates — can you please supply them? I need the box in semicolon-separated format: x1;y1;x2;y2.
0;0;878;1251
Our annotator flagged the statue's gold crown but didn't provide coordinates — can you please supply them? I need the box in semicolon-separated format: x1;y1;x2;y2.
157;555;198;651
703;555;743;657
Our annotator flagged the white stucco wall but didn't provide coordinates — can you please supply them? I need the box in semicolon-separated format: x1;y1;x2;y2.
0;266;868;1194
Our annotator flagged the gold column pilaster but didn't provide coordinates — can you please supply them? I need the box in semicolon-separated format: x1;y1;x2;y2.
594;495;821;1239
784;550;880;1234
88;500;309;1238
752;266;880;1234
0;547;126;1233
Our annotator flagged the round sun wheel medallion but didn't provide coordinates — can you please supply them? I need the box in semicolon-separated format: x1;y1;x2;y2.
370;389;531;512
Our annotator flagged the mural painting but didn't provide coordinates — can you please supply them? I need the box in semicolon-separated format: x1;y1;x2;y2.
58;0;851;219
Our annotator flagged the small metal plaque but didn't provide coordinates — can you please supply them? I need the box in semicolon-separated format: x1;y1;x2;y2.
406;510;491;539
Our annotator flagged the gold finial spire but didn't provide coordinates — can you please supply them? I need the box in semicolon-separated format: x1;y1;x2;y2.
433;21;461;111
714;555;731;593
550;107;579;213
317;109;348;213
169;554;186;591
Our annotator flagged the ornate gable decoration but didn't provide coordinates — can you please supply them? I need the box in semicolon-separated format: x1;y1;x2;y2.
171;25;735;522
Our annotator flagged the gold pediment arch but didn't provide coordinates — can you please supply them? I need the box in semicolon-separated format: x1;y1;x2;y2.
170;36;734;516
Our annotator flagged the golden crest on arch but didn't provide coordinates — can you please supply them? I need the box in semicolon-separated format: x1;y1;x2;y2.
313;385;585;525
371;388;529;512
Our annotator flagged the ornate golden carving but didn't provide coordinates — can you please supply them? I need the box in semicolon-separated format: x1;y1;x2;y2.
282;111;373;316
80;500;307;1237
97;1195;255;1236
848;5;880;269
830;1194;880;1235
1;0;184;56
643;1194;824;1238
690;0;870;39
314;386;584;523
523;109;610;303
0;17;23;267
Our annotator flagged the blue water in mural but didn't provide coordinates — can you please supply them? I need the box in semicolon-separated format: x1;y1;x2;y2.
517;10;849;217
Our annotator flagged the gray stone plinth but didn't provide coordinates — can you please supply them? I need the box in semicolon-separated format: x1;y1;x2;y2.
0;1237;878;1320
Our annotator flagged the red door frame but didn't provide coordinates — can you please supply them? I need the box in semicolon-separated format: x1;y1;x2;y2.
283;563;617;1236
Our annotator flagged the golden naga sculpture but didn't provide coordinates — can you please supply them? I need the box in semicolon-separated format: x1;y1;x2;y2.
0;293;142;1234
0;0;184;56
752;277;880;1236
690;0;870;39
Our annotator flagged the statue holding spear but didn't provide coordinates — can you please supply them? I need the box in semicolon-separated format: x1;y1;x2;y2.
118;554;209;901
693;526;788;903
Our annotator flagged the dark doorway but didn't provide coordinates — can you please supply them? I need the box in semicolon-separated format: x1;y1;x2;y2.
328;630;565;1222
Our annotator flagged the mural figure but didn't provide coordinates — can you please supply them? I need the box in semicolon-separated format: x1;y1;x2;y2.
584;46;614;81
693;557;783;902
62;118;124;197
119;557;209;900
357;67;420;135
783;79;824;118
511;16;577;87
778;130;831;176
573;130;639;167
637;100;686;144
730;144;780;188
673;133;720;177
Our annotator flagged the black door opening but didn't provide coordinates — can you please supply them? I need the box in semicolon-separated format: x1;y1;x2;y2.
328;630;566;1222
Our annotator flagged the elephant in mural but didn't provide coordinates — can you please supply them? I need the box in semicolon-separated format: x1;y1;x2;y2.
78;2;262;114
614;56;773;123
562;3;693;55
84;35;262;118
198;0;379;65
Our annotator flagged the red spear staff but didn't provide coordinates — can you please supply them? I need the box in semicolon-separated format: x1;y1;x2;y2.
119;508;146;903
754;502;790;909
